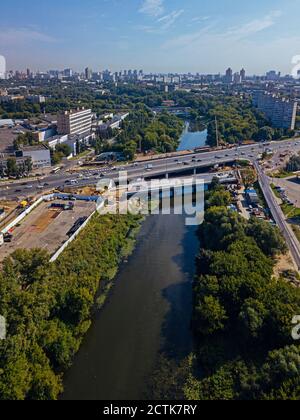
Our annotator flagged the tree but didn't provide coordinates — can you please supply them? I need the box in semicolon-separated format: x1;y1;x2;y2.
246;217;287;257
55;143;72;157
255;126;275;142
194;296;228;335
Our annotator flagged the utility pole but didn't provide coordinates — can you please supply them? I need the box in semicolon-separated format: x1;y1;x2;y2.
215;115;219;148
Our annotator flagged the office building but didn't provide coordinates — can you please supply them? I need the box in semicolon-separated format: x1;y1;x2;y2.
15;145;51;169
57;108;92;135
252;91;297;130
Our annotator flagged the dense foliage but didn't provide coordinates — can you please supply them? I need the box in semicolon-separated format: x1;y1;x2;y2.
0;213;142;400
187;181;300;400
286;154;300;173
0;157;33;178
96;106;184;159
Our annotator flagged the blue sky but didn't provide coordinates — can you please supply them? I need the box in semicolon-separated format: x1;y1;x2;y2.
1;0;300;74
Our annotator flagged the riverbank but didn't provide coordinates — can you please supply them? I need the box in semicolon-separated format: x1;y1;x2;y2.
62;214;199;400
0;213;144;400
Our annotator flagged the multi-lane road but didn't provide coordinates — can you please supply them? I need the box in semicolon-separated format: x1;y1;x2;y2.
1;137;300;269
254;161;300;270
1;138;300;201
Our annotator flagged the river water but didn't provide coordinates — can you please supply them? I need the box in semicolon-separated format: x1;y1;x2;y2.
177;122;208;152
63;214;199;400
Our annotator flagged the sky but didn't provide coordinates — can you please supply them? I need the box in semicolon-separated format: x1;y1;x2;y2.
1;0;300;75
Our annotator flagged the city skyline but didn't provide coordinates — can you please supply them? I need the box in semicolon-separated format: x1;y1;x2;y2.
1;0;300;74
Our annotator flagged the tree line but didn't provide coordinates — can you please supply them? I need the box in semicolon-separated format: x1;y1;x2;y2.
0;213;143;400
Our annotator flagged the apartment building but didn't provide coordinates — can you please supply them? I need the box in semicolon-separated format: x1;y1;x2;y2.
57;108;92;135
252;91;297;130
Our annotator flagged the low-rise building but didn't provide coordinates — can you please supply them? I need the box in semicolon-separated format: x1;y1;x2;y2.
16;145;51;169
27;95;46;104
0;119;14;128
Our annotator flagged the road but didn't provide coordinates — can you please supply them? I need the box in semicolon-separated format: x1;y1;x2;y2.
1;138;300;201
254;161;300;270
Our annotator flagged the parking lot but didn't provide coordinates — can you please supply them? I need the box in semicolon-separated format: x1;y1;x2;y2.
0;200;96;261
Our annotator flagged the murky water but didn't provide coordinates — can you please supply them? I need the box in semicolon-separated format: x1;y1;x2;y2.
63;214;199;400
178;122;208;151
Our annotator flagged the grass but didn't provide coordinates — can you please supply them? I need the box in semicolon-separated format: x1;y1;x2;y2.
270;184;282;199
270;171;292;179
292;225;300;243
281;203;300;218
70;150;92;161
270;183;300;218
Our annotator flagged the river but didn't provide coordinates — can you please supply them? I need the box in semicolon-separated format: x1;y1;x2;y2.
177;122;208;152
63;213;199;400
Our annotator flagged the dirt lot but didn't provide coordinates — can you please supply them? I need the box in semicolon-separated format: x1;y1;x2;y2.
0;200;96;261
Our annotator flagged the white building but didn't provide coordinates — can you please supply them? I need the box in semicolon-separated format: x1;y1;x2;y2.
16;145;51;169
252;91;297;130
57;108;92;135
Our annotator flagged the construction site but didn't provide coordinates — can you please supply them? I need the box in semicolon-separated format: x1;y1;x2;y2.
0;197;96;262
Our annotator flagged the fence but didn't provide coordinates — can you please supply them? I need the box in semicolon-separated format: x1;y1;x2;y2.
1;194;55;235
49;197;105;262
49;210;96;262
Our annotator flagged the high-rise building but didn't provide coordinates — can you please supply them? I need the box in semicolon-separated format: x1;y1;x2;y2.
266;70;281;81
240;68;246;81
225;68;233;83
233;72;242;84
64;68;73;78
252;91;297;130
85;67;92;80
57;108;92;135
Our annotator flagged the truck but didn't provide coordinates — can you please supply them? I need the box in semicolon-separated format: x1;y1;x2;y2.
50;202;75;211
145;164;153;171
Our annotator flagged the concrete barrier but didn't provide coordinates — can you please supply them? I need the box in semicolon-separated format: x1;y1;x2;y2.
50;198;105;263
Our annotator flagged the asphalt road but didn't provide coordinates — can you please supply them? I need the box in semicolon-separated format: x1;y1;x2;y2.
254;161;300;270
1;138;300;201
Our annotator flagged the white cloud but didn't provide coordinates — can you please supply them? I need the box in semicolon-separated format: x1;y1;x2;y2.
157;10;184;30
162;10;282;49
0;27;57;46
191;16;210;23
226;10;282;39
155;10;298;75
139;0;164;17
